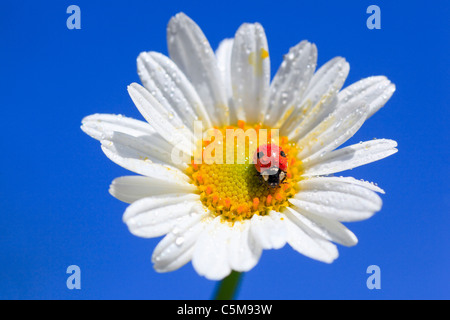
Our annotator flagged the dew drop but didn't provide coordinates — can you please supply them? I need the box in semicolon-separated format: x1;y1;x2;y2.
175;237;185;246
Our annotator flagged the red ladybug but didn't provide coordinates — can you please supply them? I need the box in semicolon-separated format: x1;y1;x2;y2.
253;144;288;188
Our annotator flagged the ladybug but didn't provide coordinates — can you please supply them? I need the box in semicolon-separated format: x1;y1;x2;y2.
253;143;288;188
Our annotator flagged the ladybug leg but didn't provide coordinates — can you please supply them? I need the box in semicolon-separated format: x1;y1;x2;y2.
280;171;288;184
258;177;264;187
255;172;265;186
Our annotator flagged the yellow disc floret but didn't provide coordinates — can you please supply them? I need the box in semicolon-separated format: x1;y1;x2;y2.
186;122;303;222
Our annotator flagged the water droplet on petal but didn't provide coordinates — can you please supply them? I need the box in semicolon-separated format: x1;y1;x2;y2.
175;237;185;246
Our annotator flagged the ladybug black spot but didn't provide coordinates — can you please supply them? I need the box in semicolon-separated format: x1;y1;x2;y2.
280;150;286;157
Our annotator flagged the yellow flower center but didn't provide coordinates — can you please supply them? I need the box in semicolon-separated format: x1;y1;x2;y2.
186;121;303;222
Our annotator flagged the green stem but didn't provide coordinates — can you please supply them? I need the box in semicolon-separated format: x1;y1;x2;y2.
214;271;243;300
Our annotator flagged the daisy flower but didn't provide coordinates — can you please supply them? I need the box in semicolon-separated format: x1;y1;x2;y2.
81;12;397;281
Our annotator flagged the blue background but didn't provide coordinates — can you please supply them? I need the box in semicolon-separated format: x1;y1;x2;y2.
1;0;448;299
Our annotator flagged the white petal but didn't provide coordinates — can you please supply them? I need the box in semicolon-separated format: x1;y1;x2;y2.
216;39;234;104
281;57;349;136
81;113;188;170
127;83;194;156
285;207;357;247
296;100;369;161
81;113;157;140
101;131;187;170
301;176;385;193
290;177;383;221
338;76;396;119
286;94;339;142
137;51;212;130
128;83;188;134
303;139;398;176
100;138;192;182
192;216;232;280
249;211;287;249
230;23;270;124
152;205;209;272
285;210;338;263
109;175;197;204
167;12;229;126
263;40;317;128
123;194;201;238
227;220;262;272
